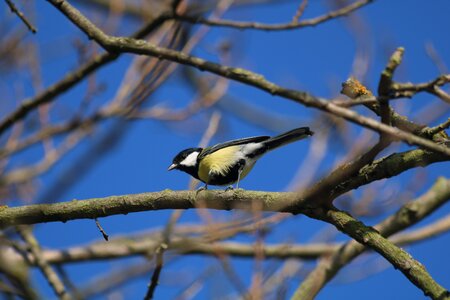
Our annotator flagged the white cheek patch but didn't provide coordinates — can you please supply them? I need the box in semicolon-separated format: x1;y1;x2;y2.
180;151;199;167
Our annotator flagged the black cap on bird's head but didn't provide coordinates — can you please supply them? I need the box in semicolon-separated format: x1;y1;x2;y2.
168;147;202;171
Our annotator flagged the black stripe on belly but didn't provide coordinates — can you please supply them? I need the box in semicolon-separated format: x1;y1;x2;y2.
207;159;246;186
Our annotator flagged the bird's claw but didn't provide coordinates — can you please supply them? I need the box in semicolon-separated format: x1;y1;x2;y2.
196;185;208;195
224;185;234;192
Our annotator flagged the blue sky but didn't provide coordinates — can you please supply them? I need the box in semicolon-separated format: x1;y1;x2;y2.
2;0;450;299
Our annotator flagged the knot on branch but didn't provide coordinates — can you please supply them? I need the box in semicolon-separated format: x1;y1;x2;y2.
341;77;373;99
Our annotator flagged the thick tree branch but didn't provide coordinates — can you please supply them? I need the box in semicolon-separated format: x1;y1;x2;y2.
328;148;449;200
1;146;448;228
0;190;295;228
45;0;450;157
306;209;449;299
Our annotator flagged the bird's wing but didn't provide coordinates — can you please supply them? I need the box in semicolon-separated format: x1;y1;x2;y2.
198;136;270;160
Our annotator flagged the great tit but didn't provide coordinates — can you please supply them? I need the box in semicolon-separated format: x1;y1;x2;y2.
168;127;313;189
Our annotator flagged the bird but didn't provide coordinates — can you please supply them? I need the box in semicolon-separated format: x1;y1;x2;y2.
168;127;313;189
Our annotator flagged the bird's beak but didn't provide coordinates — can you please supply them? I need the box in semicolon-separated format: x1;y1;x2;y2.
168;164;177;171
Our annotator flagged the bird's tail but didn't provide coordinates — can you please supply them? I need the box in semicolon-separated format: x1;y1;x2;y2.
263;127;313;151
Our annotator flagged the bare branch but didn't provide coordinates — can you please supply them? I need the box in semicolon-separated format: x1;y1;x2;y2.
0;190;297;228
4;0;37;33
391;74;450;100
304;207;449;299
292;0;308;23
17;226;70;300
377;47;405;137
1;146;448;228
293;177;450;300
27;214;450;264
175;0;373;31
0;10;171;137
42;0;450;156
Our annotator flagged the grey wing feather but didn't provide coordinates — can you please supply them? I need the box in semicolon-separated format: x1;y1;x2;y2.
198;136;270;159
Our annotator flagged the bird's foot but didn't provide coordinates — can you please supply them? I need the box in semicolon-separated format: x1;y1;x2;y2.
217;185;234;195
196;184;208;195
224;185;234;192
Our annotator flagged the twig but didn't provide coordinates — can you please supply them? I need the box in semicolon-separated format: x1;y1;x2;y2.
391;74;450;99
54;264;81;299
0;116;99;160
94;218;109;241
143;244;167;300
431;86;450;104
332;96;377;107
16;226;70;300
143;210;182;299
378;47;404;97
423;118;450;137
79;261;154;299
4;0;37;33
0;11;170;137
1;131;84;185
425;42;448;74
292;0;308;23
175;0;373;31
377;47;404;137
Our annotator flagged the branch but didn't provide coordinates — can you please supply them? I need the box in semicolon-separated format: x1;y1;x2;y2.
0;190;296;228
293;177;450;300
5;181;448;298
4;0;37;33
377;47;405;137
423;118;450;139
328;148;449;200
0;246;39;300
1;146;449;228
391;213;450;246
143;207;182;299
17;226;70;300
29;214;450;264
44;0;450;157
175;0;373;31
341;76;427;136
391;74;450;100
306;208;449;299
0;10;170;137
299;140;388;206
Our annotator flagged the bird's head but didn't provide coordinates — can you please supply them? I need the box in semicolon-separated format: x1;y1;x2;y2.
168;148;202;171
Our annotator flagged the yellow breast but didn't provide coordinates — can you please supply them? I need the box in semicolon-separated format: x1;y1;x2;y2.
198;146;239;182
198;146;256;184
